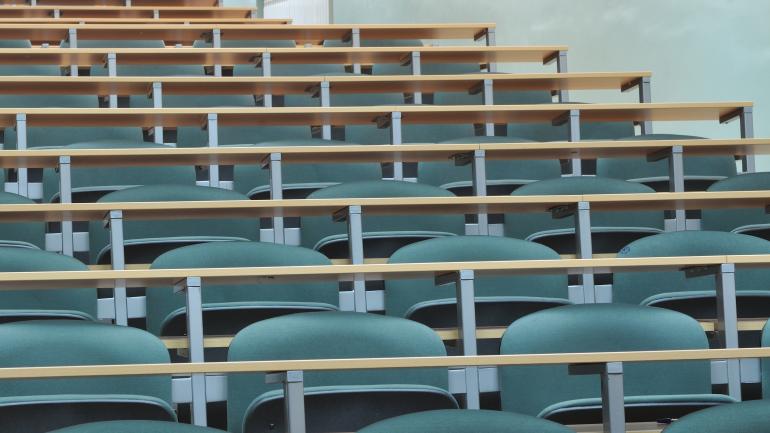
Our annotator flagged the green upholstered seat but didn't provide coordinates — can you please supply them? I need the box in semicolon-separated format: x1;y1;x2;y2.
147;241;339;336
0;320;173;433
661;400;770;433
357;409;575;433
228;311;456;433
301;180;465;258
499;304;733;423
597;134;737;191
0;247;94;322
232;139;381;199
504;176;664;254
41;140;196;203
0;192;45;249
613;231;770;318
702;172;770;239
89;185;259;264
50;420;228;433
418;136;562;195
386;236;569;329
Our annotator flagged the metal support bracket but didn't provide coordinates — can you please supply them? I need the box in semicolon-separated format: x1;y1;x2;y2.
647;145;685;231
471;150;489;236
350;28;361;75
336;205;366;312
212;29;223;77
67;28;78;76
481;79;495;136
569;362;626;433
261;52;273;107
58;156;74;257
107;53;118;108
739;107;755;173
553;201;595;302
638;77;653;134
265;370;306;433
320;81;332;140
388;112;404;180
174;276;208;426
15;114;28;197
555;50;569;103
410;51;422;104
104;210;128;326
207;113;220;188
265;152;285;244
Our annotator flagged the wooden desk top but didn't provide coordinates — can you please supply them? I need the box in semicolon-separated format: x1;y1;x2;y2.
0;5;257;19
0;102;750;128
0;0;228;6
0;72;650;96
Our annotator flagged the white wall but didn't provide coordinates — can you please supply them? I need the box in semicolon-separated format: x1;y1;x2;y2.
332;0;770;169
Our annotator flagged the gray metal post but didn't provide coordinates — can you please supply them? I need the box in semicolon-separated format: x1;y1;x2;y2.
266;371;306;433
67;28;78;77
410;51;422;105
175;276;208;426
152;82;164;143
740;107;755;173
212;29;223;77
15;114;28;198
340;205;366;312
669;145;686;231
639;77;653;134
567;109;582;176
125;0;131;6
107;53;118;108
58;156;74;257
482;79;495;136
390;112;403;181
575;201;596;302
569;362;625;433
555;51;569;103
153;9;160;19
456;270;480;409
207;114;220;188
106;210;128;326
484;28;497;72
53;9;60;19
268;152;285;244
320;81;332;140
351;28;362;75
471;150;489;236
261;52;273;107
716;263;741;401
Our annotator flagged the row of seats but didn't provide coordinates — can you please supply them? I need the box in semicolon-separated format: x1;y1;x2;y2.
5;303;770;432
3;229;770;340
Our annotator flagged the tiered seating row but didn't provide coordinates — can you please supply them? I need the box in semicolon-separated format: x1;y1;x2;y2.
0;5;260;19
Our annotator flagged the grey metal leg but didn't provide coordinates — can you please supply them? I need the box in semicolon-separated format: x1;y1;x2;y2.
15;114;28;198
648;145;685;231
125;0;131;6
481;79;495;136
207;114;220;188
410;52;422;105
351;28;361;75
53;9;60;18
67;28;78;76
175;276;208;426
336;205;366;312
212;29;223;78
471;150;489;236
567;109;582;176
58;156;74;257
266;371;306;433
389;112;403;181
261;53;273;107
716;264;741;401
152;81;164;143
638;77;653;134
107;53;118;108
455;270;480;409
554;201;595;303
267;152;285;244
555;50;569;103
105;210;128;326
569;362;626;433
153;9;160;19
320;81;332;140
740;107;755;173
484;28;497;72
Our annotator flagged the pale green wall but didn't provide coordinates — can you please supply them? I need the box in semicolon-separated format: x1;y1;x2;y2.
333;0;770;169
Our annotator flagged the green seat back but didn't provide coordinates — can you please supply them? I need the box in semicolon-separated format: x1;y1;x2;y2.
146;241;339;335
597;134;737;189
419;136;561;192
357;409;574;433
614;231;770;306
227;311;449;433
385;236;568;318
660;400;770;433
89;185;259;264
0;247;95;321
233;139;381;198
499;304;713;416
301;180;465;254
0;192;45;249
42;140;196;203
0;320;171;406
50;420;228;433
504;176;664;252
702;172;770;235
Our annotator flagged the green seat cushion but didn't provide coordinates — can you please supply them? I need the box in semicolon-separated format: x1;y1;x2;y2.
358;409;578;433
49;420;227;433
661;399;770;433
703;172;770;234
